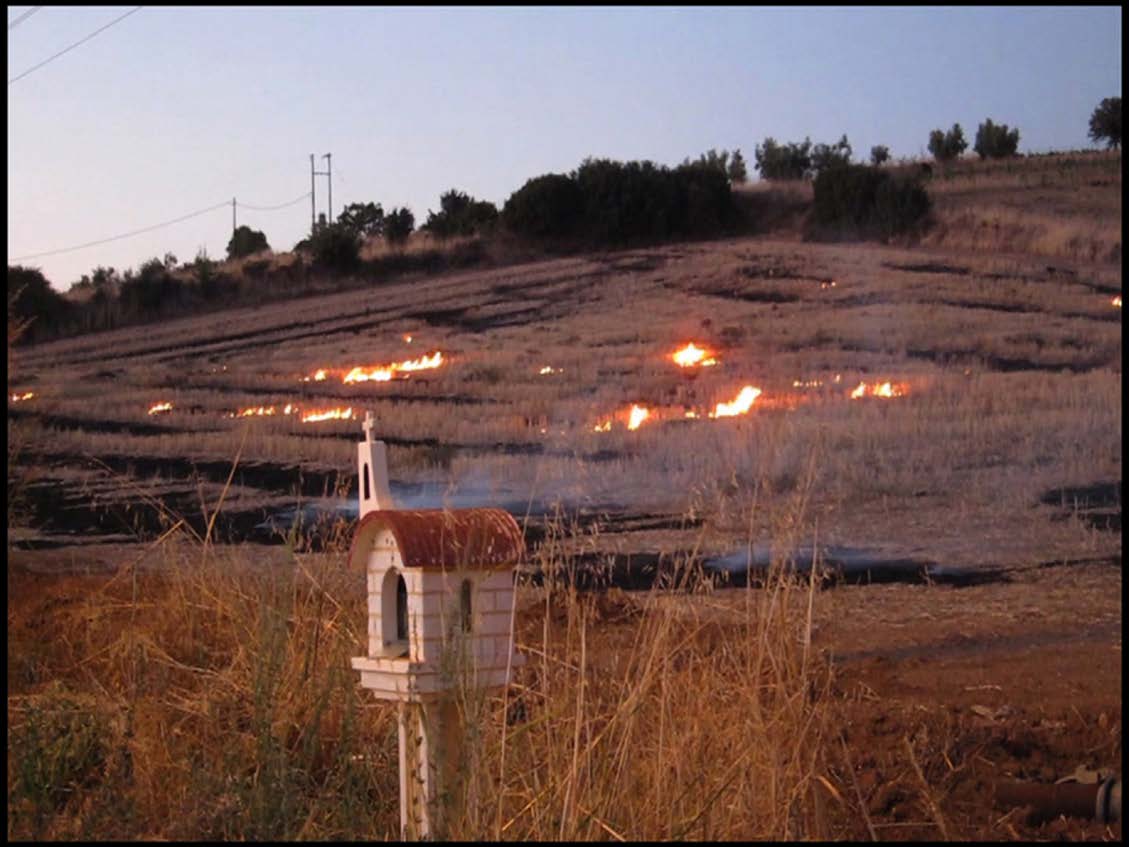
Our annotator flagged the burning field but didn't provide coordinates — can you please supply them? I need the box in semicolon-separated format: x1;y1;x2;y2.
7;164;1123;840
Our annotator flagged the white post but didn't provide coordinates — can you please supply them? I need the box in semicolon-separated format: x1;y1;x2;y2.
358;411;394;517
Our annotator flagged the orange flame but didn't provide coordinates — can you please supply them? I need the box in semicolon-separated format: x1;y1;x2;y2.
627;404;650;430
1113;296;1122;308
403;334;413;343
849;381;907;399
672;343;717;368
539;366;557;375
148;401;173;415
710;386;761;418
9;391;34;402
341;351;444;384
301;407;354;423
593;420;612;433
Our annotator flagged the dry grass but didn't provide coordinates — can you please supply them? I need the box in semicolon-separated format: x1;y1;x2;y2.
7;456;839;840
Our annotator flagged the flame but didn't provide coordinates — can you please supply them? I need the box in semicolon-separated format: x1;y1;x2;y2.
627;404;650;430
792;379;823;389
301;407;354;423
9;391;34;402
539;366;556;375
1113;296;1122;308
849;381;907;399
148;401;173;415
341;351;444;384
593;420;612;433
710;386;762;418
820;280;837;289
672;343;717;368
403;334;413;343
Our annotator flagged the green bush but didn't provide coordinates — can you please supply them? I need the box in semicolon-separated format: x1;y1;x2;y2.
1088;96;1121;149
973;118;1020;159
423;190;498;238
754;137;812;180
226;226;270;260
810;135;852;175
502;173;585;239
336;202;384;239
308;223;360;272
384;207;415;247
8;265;74;343
870;145;890;166
812;163;930;239
927;124;967;163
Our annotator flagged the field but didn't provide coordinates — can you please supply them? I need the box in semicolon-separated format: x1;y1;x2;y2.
7;152;1122;840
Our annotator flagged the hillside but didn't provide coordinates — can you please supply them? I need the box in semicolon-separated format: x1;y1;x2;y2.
7;150;1122;840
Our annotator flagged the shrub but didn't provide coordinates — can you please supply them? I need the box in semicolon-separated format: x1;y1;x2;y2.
423;190;498;239
336;202;384;239
384;207;415;247
870;145;890;166
502;173;584;238
727;149;748;184
810;134;852;176
7;265;73;343
927;124;967;163
227;225;270;260
118;256;187;317
812;163;930;239
973;118;1020;159
755;137;812;180
1089;96;1121;149
308;223;360;272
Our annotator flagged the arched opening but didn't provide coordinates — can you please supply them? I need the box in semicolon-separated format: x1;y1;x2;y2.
396;574;409;641
363;463;371;501
380;567;409;657
459;579;473;633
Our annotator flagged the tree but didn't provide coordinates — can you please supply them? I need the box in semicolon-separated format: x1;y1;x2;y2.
754;137;812;180
927;123;967;163
8;265;73;343
810;134;853;175
973;118;1020;159
870;145;890;166
384;207;415;247
1089;96;1121;149
502;173;585;238
308;223;361;272
423;189;498;238
226;225;269;260
337;201;385;239
727;149;748;184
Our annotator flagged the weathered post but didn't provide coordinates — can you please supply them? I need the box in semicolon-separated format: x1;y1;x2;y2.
349;411;525;839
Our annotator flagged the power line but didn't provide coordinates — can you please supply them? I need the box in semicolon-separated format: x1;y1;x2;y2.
9;191;314;262
8;6;142;85
237;191;312;212
8;6;43;30
9;200;230;262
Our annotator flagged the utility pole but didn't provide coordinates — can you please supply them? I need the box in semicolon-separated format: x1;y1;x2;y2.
311;153;333;231
323;153;333;224
232;197;237;239
310;154;317;234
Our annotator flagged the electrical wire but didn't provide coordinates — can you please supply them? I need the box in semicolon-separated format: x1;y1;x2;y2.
8;6;43;30
236;191;312;212
9;200;230;261
9;6;142;85
9;192;314;262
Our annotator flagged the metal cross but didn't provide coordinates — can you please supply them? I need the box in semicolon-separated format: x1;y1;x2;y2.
363;410;376;443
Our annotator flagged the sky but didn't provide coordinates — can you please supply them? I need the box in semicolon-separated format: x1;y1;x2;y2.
6;6;1122;290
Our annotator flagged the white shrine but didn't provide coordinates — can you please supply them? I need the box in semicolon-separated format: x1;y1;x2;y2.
349;411;525;840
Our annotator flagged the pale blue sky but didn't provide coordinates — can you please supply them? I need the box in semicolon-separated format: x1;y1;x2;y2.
6;6;1122;289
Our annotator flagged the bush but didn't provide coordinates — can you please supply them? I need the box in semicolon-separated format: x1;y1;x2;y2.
502;173;584;238
870;145;890;166
810;134;852;176
423;190;498;239
7;265;73;343
384;207;415;247
755;137;812;180
336;202;384;239
973;118;1020;159
118;256;187;317
681;148;748;184
927;124;967;163
308;223;360;272
1089;96;1121;149
227;225;270;260
812;163;930;239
